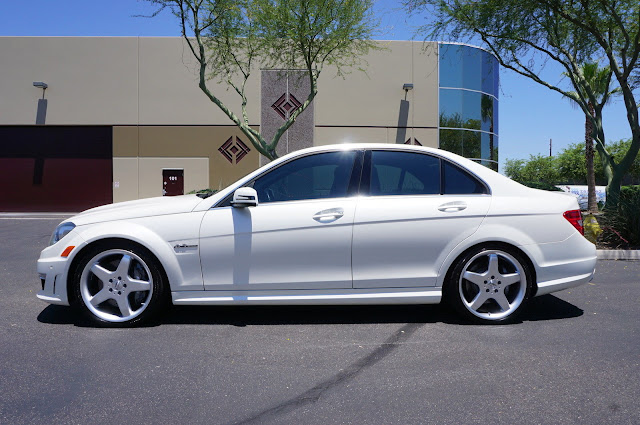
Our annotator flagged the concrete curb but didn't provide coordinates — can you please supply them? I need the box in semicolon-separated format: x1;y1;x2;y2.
597;250;640;260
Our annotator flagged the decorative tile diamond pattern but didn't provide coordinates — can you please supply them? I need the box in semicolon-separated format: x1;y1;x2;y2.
404;138;422;146
219;136;251;164
271;93;302;119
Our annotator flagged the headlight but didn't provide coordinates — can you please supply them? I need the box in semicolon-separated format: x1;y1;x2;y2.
49;222;76;246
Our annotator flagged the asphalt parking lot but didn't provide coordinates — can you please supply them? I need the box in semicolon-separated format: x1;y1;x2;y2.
1;217;639;425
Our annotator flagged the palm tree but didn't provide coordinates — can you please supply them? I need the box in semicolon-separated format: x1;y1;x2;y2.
564;63;619;212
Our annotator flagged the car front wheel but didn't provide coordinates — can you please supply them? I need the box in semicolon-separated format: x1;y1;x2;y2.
447;246;532;324
71;242;167;326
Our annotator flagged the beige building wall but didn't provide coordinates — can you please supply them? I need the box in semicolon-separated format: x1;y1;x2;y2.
137;38;261;126
112;125;260;202
0;37;139;126
0;37;439;128
138;157;209;199
0;37;442;202
113;157;139;203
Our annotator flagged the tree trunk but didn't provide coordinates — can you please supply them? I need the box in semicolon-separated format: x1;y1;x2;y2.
585;104;597;212
606;171;623;210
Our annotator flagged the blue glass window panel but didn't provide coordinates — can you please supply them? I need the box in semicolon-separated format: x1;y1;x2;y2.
480;93;495;133
493;98;499;134
462;90;482;130
439;89;463;128
481;52;498;95
481;134;499;171
439;129;463;155
493;57;500;97
462;130;481;159
439;44;464;88
462;47;483;92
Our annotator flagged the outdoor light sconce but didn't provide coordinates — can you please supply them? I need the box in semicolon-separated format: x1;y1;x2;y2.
33;81;48;98
402;83;414;91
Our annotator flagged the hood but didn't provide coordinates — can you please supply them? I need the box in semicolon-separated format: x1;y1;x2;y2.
68;195;205;226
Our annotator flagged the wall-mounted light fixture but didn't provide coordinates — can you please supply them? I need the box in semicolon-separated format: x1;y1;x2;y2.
402;83;414;91
33;82;48;100
33;82;49;125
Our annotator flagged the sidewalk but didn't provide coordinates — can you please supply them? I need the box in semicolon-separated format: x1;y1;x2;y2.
596;249;640;260
0;213;76;219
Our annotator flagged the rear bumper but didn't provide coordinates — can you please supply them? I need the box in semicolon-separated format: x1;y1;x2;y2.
525;232;597;297
535;263;596;296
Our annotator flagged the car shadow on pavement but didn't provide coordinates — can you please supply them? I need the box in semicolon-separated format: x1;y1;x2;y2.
37;294;582;327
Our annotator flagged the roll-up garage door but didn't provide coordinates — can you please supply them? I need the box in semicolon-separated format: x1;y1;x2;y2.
0;126;113;212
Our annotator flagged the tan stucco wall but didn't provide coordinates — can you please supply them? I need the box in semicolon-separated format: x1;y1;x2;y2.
137;157;209;199
0;37;442;202
137;38;262;125
0;37;439;130
113;157;139;203
315;127;392;145
315;41;438;128
0;37;139;125
112;125;260;201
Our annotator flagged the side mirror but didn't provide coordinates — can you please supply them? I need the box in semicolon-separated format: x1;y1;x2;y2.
231;187;258;208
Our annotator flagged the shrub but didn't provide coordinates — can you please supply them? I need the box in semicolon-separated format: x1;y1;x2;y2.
187;188;218;195
518;181;564;192
599;185;640;248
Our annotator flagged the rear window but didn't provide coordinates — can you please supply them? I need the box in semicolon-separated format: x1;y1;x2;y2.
369;151;440;196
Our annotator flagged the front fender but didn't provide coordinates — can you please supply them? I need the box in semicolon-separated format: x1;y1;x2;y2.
70;217;204;292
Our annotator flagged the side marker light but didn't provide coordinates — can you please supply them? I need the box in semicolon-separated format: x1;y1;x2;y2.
61;246;75;257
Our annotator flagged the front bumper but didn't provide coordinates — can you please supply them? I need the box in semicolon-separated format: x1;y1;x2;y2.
37;256;71;306
36;230;86;306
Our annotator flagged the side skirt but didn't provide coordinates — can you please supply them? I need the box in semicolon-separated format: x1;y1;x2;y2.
171;288;442;306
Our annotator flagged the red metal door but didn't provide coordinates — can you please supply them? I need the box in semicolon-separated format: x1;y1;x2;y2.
163;169;184;196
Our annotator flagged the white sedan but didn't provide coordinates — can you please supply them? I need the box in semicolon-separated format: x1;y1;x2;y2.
38;144;596;326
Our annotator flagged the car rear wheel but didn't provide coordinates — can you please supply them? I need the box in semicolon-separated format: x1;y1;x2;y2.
447;246;532;324
71;242;167;326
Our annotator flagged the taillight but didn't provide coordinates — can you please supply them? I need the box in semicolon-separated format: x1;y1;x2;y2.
563;210;584;235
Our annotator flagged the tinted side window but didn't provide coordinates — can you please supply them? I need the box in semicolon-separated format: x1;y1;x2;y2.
369;151;440;196
443;161;487;194
252;151;357;203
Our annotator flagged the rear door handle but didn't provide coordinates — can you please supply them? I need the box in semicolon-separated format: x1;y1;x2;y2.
438;201;467;213
313;207;344;222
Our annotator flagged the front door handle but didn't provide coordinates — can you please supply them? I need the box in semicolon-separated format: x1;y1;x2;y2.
313;207;344;222
438;201;467;213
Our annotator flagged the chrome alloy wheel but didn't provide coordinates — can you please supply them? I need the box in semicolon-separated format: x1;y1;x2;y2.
458;250;527;321
79;249;154;323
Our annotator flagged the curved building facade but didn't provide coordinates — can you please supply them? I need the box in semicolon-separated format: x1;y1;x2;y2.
438;43;499;170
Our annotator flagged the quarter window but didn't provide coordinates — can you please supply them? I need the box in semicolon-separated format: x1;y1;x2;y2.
443;161;487;194
251;151;357;203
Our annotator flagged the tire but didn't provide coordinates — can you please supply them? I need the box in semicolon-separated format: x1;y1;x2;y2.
70;241;168;327
446;245;533;324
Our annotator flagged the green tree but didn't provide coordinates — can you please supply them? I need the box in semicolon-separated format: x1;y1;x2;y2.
504;154;561;184
605;139;640;184
563;62;619;211
405;0;640;208
145;0;379;160
503;158;526;182
555;142;607;184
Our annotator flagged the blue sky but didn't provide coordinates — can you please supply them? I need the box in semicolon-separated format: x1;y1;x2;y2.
0;0;632;172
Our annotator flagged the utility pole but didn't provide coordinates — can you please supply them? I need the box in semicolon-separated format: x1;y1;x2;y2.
549;138;552;157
